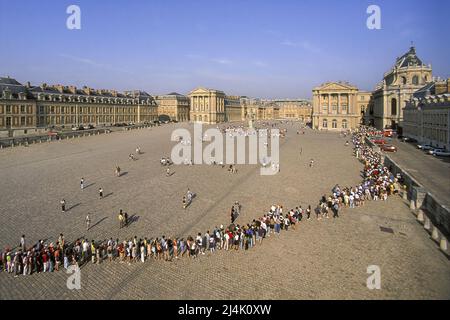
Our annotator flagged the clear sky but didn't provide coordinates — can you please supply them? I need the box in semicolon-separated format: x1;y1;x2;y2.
1;0;449;99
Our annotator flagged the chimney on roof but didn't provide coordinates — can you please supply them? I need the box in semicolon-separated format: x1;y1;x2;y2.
83;86;91;95
56;84;64;93
68;85;77;94
41;83;47;90
26;81;31;88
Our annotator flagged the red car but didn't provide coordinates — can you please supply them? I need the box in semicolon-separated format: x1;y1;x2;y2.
381;144;397;152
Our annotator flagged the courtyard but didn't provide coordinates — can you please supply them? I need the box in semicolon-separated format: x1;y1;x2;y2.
0;122;449;299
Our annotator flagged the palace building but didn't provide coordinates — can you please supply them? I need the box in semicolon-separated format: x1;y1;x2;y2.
0;77;37;137
224;95;244;122
372;46;433;130
274;99;312;122
188;87;226;124
154;92;190;122
0;77;159;137
403;78;450;150
312;81;362;130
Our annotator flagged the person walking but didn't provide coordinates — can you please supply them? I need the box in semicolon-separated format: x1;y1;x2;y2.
99;188;103;199
85;213;91;231
80;178;84;190
60;199;66;213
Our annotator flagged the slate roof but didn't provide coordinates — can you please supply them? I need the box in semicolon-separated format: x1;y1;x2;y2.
395;47;424;68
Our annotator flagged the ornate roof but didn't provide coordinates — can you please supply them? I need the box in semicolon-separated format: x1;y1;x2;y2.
395;46;424;68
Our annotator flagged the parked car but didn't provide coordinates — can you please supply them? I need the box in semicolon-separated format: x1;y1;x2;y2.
381;144;397;152
417;144;433;151
433;150;450;157
428;148;446;155
400;136;417;143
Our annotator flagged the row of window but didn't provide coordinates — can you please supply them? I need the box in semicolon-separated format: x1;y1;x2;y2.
423;113;448;126
38;105;156;115
321;104;349;113
0;116;34;127
0;104;34;114
36;115;157;126
423;128;448;144
322;119;348;129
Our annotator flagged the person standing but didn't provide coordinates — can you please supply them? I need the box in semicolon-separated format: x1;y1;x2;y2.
118;211;124;229
306;205;311;220
124;212;128;227
85;213;91;231
333;202;340;218
80;178;85;190
99;188;103;199
20;235;26;251
60;199;66;213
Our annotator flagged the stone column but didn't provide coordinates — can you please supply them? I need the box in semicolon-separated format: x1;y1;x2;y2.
338;93;341;114
328;94;331;114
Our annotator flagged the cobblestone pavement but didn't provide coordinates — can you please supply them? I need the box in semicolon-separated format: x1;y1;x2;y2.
0;123;449;299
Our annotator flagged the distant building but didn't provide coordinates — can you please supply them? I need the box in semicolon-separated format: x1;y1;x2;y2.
372;46;433;130
154;92;190;122
0;77;37;137
0;76;158;137
312;81;362;130
274;99;312;122
225;95;244;122
188;87;226;124
403;78;450;150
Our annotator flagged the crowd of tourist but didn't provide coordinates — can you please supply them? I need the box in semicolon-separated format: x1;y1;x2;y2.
0;125;402;278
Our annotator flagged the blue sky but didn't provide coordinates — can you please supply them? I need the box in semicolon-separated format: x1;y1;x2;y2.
0;0;448;98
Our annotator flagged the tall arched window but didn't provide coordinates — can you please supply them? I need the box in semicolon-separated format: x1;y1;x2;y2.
322;119;328;128
342;119;348;129
332;119;337;129
391;98;397;116
412;75;419;85
401;77;407;85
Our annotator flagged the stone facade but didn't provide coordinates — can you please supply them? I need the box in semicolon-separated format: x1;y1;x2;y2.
224;95;244;122
358;91;374;126
312;81;361;130
403;79;450;150
0;77;159;136
0;77;37;137
275;99;312;122
155;92;190;122
372;46;433;130
188;87;226;124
